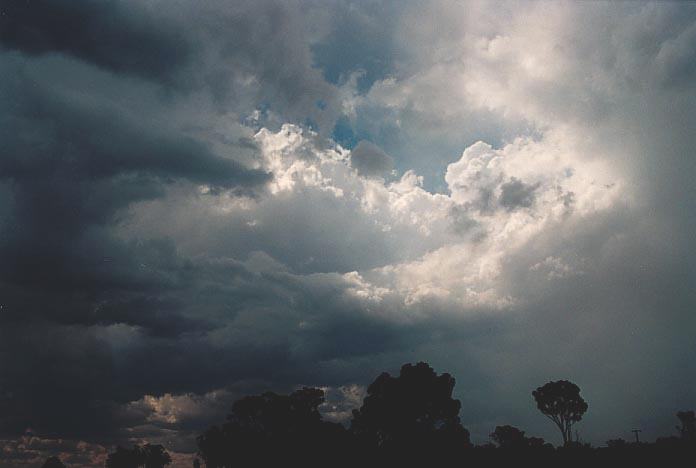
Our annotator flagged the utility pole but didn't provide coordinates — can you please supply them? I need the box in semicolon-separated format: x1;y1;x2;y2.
631;429;642;443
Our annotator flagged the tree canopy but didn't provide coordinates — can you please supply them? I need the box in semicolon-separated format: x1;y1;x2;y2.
532;380;588;446
197;387;347;467
350;362;470;452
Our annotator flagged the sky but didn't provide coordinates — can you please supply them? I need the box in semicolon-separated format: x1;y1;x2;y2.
1;0;696;465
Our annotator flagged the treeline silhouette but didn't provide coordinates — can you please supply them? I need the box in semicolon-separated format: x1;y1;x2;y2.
43;362;695;467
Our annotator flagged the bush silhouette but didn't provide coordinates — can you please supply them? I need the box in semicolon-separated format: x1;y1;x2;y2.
490;425;548;449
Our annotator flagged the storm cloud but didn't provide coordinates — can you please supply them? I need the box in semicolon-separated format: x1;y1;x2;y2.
1;1;696;465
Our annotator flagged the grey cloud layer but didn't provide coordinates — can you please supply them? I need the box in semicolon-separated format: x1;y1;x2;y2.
1;0;696;464
0;0;192;81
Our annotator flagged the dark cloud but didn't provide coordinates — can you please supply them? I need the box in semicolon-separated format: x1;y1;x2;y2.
499;178;538;210
0;247;455;442
310;0;402;92
176;0;346;130
0;74;269;192
349;140;394;177
0;0;348;131
0;10;280;444
448;205;485;239
0;0;192;81
0;62;269;302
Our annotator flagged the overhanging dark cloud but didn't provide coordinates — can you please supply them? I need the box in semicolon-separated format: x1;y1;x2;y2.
0;0;192;81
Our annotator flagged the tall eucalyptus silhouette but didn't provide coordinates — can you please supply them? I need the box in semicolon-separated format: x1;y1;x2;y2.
532;380;588;446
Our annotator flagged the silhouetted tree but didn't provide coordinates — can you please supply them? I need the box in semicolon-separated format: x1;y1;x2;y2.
42;456;66;468
141;444;172;468
106;446;139;468
197;387;347;467
677;411;696;442
105;444;171;468
350;362;470;454
196;425;228;468
532;380;587;446
188;363;696;466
